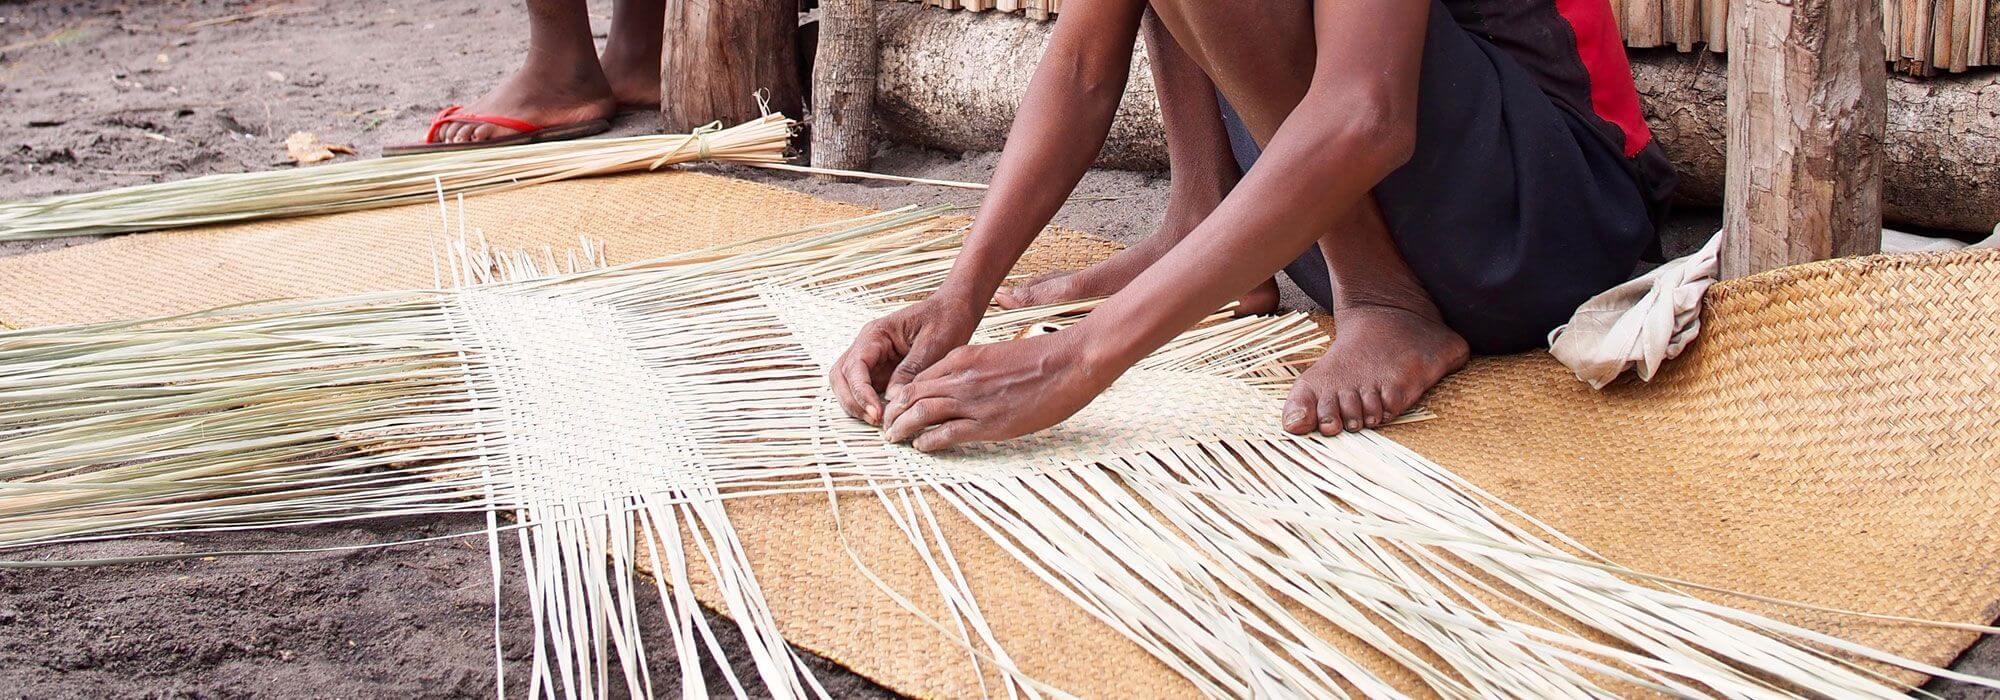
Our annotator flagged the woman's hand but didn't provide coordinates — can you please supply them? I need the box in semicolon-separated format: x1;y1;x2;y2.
880;329;1123;452
829;295;985;426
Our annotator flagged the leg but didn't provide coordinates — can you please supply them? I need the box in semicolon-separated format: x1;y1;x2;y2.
599;0;666;106
1287;199;1467;433
434;0;620;144
995;9;1278;315
1206;0;1657;432
1150;0;1468;433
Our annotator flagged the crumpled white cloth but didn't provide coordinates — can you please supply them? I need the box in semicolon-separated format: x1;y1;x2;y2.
1549;224;2000;389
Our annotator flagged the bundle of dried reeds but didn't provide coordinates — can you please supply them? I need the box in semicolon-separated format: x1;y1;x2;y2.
0;113;794;241
2;205;1995;698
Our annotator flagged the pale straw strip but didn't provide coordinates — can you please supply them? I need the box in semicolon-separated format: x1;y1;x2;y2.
3;199;1997;699
0;114;795;240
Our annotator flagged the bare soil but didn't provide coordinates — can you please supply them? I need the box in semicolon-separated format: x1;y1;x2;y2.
0;0;1992;697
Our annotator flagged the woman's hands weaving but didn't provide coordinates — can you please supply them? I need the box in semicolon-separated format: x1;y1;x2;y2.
828;295;983;427
877;330;1118;452
828;290;1127;452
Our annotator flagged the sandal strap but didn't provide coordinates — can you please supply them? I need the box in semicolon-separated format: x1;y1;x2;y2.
421;106;546;144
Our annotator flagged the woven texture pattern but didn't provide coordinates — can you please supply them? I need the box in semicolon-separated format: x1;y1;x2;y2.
3;170;1996;696
1391;251;2000;682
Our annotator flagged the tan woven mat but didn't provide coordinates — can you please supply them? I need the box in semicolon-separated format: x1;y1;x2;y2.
5;170;1997;696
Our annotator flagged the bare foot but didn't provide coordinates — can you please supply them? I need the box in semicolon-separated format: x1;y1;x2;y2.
1233;279;1279;316
995;248;1280;316
995;247;1150;308
432;62;619;144
599;41;662;108
1282;304;1469;434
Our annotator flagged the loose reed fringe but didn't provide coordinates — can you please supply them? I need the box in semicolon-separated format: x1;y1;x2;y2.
0;204;1995;698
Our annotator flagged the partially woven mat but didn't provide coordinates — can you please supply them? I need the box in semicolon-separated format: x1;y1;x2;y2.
4;170;1997;696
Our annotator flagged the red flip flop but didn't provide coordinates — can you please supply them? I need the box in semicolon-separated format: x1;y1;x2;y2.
383;105;613;156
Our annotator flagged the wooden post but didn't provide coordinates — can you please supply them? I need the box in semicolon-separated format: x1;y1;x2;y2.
661;0;805;133
810;0;878;170
1720;0;1887;279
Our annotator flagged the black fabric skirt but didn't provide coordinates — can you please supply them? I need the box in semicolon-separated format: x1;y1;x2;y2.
1219;0;1667;354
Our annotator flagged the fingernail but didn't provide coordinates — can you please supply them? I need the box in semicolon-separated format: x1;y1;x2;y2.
1346;419;1361;432
865;405;879;424
1282;408;1305;426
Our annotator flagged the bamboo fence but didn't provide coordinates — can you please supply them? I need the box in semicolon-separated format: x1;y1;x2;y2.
901;0;1999;73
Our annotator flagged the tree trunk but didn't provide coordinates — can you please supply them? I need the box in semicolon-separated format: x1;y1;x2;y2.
662;0;805;134
875;4;2000;232
1721;0;1887;278
812;0;879;170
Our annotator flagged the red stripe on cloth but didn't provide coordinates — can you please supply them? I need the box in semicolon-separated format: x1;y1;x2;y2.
1550;0;1652;156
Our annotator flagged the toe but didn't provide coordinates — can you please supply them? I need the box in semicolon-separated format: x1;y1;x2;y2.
1360;388;1385;428
1337;390;1366;432
1315;392;1342;436
1282;386;1318;435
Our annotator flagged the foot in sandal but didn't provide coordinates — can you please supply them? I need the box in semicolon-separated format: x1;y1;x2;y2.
393;0;664;153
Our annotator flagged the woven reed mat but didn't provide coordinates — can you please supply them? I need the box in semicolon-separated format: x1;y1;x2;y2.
5;170;1999;695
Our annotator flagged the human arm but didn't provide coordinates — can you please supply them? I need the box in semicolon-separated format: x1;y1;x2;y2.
990;9;1245;309
828;0;1148;424
883;0;1431;450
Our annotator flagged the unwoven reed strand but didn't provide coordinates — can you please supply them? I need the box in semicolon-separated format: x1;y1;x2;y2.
1;205;1998;698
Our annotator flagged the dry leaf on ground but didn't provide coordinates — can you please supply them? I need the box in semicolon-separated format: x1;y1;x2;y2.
284;131;355;165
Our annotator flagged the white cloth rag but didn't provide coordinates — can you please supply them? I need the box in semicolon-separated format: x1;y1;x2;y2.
1548;224;2000;389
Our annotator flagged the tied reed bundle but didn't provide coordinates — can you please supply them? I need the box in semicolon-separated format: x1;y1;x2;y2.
0;113;794;241
2;203;1997;698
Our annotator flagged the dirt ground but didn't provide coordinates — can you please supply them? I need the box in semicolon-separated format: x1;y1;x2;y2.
1;0;1995;698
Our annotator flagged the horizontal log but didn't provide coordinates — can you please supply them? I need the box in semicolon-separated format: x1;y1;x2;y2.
877;3;1164;170
1637;51;2000;233
877;4;2000;232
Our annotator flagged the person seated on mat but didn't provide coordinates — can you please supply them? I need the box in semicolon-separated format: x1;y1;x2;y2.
831;0;1676;451
387;0;663;155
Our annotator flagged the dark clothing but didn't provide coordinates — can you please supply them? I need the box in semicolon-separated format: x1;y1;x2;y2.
1442;0;1679;218
1219;0;1674;354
